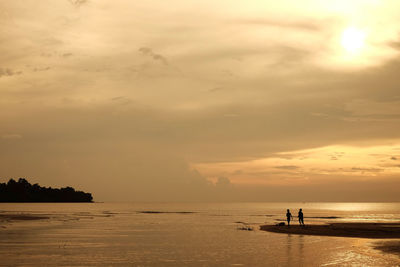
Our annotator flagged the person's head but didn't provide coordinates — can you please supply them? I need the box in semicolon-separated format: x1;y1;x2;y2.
300;208;302;211
287;209;289;212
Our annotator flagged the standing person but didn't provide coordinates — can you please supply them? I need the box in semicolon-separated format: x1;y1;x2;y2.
298;208;305;226
286;209;293;226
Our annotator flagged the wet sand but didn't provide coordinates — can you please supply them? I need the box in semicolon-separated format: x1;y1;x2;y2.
260;223;400;257
373;241;400;256
260;223;400;239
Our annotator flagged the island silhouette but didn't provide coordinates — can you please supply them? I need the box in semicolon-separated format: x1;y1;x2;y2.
0;178;93;202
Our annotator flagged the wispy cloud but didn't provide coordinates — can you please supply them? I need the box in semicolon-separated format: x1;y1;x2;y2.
139;47;168;66
1;134;22;139
0;68;21;78
68;0;88;8
234;18;323;31
274;165;299;170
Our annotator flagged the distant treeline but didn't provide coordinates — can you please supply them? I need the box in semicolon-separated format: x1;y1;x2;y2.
0;178;93;202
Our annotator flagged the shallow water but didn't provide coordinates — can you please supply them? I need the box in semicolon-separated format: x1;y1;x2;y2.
0;202;399;266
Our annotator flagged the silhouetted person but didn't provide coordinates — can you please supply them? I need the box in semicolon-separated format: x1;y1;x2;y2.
298;208;304;226
286;209;293;226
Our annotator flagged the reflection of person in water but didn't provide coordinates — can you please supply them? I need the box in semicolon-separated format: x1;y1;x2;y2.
298;208;305;226
286;209;293;226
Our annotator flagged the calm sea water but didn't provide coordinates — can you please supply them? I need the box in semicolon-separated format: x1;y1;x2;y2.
0;202;400;266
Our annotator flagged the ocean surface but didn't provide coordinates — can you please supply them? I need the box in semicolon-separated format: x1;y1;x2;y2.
0;202;400;266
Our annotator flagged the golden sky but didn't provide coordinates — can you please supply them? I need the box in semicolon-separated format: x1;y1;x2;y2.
1;0;400;201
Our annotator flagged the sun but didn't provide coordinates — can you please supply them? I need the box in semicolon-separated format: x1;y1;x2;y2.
341;27;366;54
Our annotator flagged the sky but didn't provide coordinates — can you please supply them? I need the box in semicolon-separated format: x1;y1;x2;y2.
1;0;400;201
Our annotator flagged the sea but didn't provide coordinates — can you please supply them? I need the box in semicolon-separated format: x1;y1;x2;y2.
0;202;399;266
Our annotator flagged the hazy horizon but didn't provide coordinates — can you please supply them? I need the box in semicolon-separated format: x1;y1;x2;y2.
1;0;400;202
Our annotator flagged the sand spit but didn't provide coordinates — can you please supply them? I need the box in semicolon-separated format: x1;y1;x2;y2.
260;223;400;239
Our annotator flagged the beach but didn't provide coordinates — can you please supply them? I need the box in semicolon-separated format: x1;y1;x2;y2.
1;202;400;266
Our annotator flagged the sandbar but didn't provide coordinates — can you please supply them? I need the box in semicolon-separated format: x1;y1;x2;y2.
260;223;400;239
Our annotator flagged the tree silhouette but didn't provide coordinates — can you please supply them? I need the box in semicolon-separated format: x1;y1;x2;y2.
0;178;93;202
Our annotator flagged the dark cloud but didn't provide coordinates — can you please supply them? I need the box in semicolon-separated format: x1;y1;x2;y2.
0;68;21;77
215;177;232;188
350;167;383;173
139;47;168;65
68;0;88;7
388;41;400;51
110;96;132;105
33;66;51;72
329;152;344;161
111;96;125;101
274;165;300;170
209;86;224;93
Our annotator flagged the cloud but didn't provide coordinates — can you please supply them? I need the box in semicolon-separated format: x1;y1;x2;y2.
350;167;383;173
1;0;400;201
0;68;21;78
388;41;400;51
234;18;323;31
139;47;168;65
1;134;22;139
209;86;224;93
274;165;299;170
68;0;88;7
111;96;125;101
215;176;232;188
33;67;51;72
110;96;132;105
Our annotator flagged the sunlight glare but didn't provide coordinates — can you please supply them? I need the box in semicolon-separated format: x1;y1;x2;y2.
341;27;366;53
